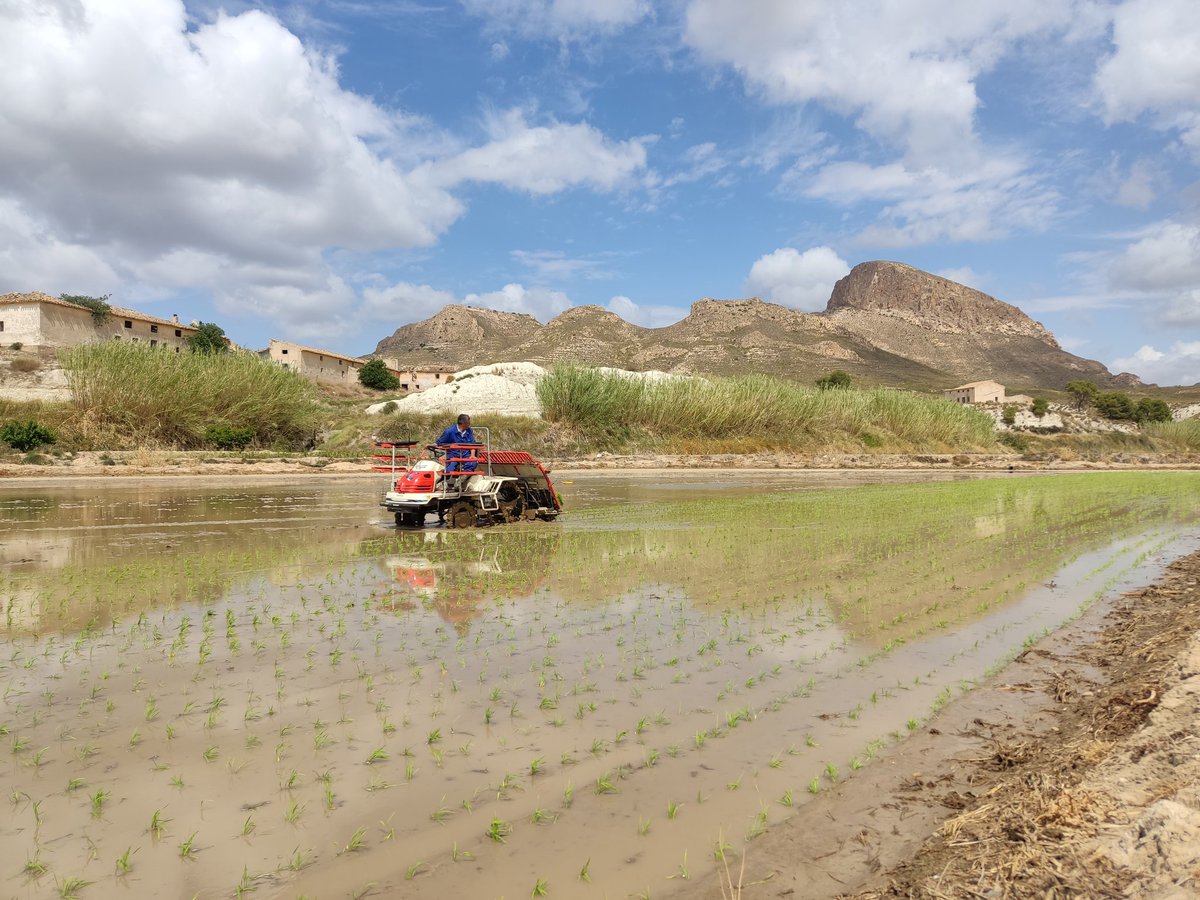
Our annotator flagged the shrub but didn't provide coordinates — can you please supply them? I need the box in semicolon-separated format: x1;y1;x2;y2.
1001;405;1018;426
1134;397;1172;425
9;342;22;350
61;342;321;449
359;359;400;391
816;370;851;390
1094;391;1137;421
1;419;57;452
186;322;229;354
11;357;40;373
60;293;111;324
1031;397;1049;418
998;431;1029;452
204;425;255;450
380;401;399;414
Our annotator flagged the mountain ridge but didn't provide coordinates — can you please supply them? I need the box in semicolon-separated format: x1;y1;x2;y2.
371;261;1122;391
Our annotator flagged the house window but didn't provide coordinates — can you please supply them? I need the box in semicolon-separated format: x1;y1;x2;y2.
281;348;288;354
150;324;158;333
174;329;182;337
401;383;409;390
435;373;441;380
124;320;132;329
150;339;158;348
174;347;180;353
0;321;4;332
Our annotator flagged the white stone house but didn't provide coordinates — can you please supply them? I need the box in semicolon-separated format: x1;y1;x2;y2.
0;291;200;351
261;339;408;387
943;380;1005;404
379;359;457;391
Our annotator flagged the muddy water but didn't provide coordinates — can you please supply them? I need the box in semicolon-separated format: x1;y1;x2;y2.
2;471;1199;899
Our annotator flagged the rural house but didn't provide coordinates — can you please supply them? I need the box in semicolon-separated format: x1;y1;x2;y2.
0;291;200;351
377;359;456;391
943;380;1005;404
261;339;409;387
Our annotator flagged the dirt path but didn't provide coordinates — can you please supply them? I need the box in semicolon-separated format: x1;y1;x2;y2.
673;547;1200;899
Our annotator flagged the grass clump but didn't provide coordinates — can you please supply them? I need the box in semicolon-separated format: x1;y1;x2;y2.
536;365;996;452
61;342;322;449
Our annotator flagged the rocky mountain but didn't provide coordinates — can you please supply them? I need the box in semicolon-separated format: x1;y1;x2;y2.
370;261;1120;391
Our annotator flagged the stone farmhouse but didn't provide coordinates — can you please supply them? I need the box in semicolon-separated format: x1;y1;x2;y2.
0;291;201;351
943;380;1005;404
260;339;453;391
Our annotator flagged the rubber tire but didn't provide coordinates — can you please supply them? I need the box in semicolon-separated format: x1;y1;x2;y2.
446;501;475;529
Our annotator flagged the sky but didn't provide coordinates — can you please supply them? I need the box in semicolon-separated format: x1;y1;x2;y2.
1;1;1199;386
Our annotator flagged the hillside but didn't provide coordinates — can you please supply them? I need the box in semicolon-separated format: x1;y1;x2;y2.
370;261;1123;391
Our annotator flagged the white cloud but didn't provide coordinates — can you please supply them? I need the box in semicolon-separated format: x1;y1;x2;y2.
361;281;459;322
661;142;728;187
0;0;650;337
511;249;613;280
744;246;850;311
1095;0;1200;157
605;294;685;327
1111;342;1200;386
805;157;1058;246
1108;222;1200;292
1163;288;1200;326
423;109;649;194
362;280;571;326
683;0;1086;164
461;0;651;41
1114;159;1160;209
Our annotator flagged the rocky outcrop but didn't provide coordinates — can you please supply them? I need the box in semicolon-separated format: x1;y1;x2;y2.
826;261;1057;343
372;306;542;365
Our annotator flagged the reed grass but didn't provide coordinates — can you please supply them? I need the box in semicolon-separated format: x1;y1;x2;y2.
59;342;322;449
1144;418;1200;450
536;365;997;451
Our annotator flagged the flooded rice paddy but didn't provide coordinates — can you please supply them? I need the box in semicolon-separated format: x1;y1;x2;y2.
2;470;1199;899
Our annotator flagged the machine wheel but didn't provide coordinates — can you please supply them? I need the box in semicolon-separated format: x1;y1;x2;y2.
395;511;425;528
445;501;476;529
497;485;526;523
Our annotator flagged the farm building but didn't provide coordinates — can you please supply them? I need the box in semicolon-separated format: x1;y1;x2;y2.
943;380;1005;404
260;339;421;388
0;291;200;352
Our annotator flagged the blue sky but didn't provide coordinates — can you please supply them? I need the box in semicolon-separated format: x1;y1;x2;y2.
2;0;1198;384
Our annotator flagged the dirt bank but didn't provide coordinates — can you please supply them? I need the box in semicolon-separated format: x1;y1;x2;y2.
2;448;1199;480
675;545;1200;899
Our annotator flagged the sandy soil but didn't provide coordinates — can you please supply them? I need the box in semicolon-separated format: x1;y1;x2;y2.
672;546;1200;899
2;448;1199;481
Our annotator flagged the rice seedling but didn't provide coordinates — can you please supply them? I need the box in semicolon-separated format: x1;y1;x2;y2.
340;827;368;854
178;832;198;859
54;876;91;899
486;816;513;843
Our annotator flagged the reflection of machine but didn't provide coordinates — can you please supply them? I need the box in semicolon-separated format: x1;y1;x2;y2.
375;430;562;529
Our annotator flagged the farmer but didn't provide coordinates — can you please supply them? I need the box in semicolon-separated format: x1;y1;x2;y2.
436;414;478;483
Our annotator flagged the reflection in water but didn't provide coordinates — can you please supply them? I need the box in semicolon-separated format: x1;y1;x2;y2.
1;473;1199;900
3;474;1199;643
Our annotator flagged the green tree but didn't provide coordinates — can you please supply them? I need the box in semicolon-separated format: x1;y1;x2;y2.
1134;397;1172;425
60;293;112;324
186;322;228;354
815;370;851;390
1001;404;1018;426
1065;380;1098;410
1031;397;1049;418
358;358;400;391
1094;391;1137;421
1;420;57;452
